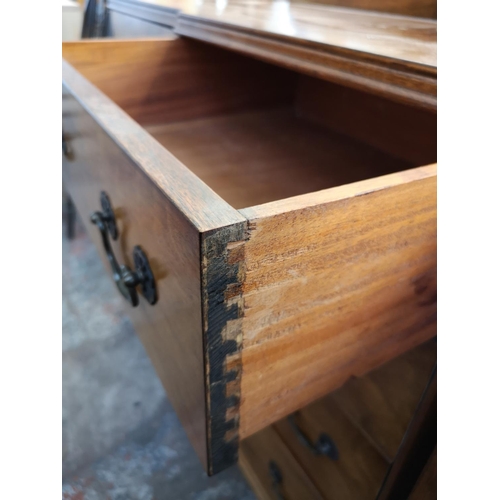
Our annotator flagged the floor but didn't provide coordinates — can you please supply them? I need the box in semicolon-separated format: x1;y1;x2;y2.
62;201;256;500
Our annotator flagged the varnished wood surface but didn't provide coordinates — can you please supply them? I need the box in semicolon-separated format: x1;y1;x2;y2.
275;397;388;499
125;0;436;19
62;88;209;469
63;37;437;475
239;426;323;500
295;75;437;165
175;2;436;110
107;0;437;22
295;0;436;18
62;40;245;232
146;108;412;209
331;339;436;462
239;165;437;438
62;38;295;128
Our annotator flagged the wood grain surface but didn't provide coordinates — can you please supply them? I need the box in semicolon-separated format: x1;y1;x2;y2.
239;426;323;500
62;38;296;127
239;165;437;438
116;0;436;21
175;3;436;110
62;44;244;232
64;36;437;475
62;87;209;469
275;397;388;499
63;43;248;473
146;108;412;209
295;75;437;165
331;339;436;462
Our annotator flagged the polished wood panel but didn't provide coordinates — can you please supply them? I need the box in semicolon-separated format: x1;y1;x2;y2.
331;339;436;461
121;0;436;20
275;397;388;499
175;3;436;110
239;166;437;438
295;75;437;165
146;108;412;209
239;426;323;500
298;0;436;18
62;38;296;127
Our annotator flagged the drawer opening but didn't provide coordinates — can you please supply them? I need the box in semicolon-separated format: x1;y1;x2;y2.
63;38;436;210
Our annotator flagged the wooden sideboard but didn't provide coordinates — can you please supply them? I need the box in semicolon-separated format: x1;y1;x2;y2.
63;1;437;495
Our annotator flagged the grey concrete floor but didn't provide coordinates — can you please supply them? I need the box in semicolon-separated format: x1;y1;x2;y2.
62;205;256;500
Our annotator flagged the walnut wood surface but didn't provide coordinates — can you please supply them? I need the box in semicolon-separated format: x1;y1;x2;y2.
62;38;295;127
296;0;436;17
63;37;437;475
146;108;412;209
239;165;437;438
295;75;437;165
62;88;209;469
330;339;436;462
122;0;437;20
239;426;323;500
63;42;247;473
275;397;388;500
175;3;436;110
62;41;245;232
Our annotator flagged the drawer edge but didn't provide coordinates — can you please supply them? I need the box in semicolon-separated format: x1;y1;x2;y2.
62;58;245;233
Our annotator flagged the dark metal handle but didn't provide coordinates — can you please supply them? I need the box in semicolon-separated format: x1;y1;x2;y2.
288;414;339;461
268;461;286;500
90;192;157;307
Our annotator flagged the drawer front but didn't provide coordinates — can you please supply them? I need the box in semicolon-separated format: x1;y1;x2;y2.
274;398;389;500
330;339;437;462
63;37;436;476
62;87;208;468
240;426;323;500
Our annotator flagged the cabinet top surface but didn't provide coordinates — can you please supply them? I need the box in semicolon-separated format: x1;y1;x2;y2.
115;0;436;69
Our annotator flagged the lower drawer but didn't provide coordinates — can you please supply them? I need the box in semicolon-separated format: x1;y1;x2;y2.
62;37;436;474
241;341;436;500
239;426;323;500
274;398;389;500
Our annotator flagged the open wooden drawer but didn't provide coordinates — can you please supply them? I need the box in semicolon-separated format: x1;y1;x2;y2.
62;37;436;474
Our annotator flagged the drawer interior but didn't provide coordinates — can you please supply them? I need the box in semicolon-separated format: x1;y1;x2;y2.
63;38;436;210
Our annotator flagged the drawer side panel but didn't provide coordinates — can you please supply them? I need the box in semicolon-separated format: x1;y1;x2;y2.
62;87;208;469
238;167;437;438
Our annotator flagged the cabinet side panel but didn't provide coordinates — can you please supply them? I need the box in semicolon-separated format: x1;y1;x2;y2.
239;167;437;438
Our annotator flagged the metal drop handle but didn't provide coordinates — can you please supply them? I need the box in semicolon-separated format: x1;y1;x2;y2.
90;191;157;307
288;413;339;461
